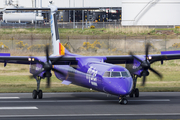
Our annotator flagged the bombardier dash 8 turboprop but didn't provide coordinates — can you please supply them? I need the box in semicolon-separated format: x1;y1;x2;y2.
2;5;180;105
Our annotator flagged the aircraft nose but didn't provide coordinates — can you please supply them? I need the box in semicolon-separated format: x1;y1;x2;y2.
104;77;133;96
117;83;132;95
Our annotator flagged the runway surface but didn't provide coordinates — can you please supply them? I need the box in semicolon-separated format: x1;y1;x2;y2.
0;92;180;120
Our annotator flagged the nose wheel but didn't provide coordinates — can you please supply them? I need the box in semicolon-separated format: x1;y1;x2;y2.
32;76;43;99
119;96;128;105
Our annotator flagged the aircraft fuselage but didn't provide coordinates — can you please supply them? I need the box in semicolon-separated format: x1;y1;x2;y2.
54;61;133;96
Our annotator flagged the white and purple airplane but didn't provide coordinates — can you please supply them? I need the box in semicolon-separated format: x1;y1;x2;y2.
2;5;180;105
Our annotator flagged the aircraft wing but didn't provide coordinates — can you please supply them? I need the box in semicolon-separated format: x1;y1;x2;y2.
105;53;180;64
50;51;180;65
50;56;78;65
0;55;78;66
0;56;40;65
0;51;180;66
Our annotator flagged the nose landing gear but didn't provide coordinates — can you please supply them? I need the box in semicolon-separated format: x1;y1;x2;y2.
129;75;139;98
119;96;128;105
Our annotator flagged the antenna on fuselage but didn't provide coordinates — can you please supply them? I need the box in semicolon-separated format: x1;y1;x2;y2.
49;0;54;4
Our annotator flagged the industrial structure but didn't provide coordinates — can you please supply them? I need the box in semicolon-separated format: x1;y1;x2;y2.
0;0;179;26
122;0;180;26
0;0;121;24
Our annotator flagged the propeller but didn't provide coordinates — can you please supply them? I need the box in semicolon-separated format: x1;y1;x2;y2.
30;45;64;88
129;43;162;86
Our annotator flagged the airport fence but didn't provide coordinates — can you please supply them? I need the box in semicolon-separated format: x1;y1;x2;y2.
0;21;121;29
0;21;174;29
0;35;179;55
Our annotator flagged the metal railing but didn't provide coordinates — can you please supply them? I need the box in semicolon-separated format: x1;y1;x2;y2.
0;21;121;29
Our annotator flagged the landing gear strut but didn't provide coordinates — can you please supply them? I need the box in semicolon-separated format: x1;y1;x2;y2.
32;76;43;99
129;75;139;98
119;96;128;105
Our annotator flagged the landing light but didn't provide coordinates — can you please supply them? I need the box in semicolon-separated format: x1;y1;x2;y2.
148;56;152;60
28;58;35;61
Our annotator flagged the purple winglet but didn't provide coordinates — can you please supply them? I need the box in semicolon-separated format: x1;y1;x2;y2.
161;50;180;55
0;53;10;56
0;53;10;67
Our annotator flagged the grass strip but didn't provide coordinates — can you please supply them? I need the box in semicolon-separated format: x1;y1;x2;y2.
0;27;180;38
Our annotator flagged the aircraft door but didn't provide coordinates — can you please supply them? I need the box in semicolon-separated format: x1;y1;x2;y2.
97;76;102;89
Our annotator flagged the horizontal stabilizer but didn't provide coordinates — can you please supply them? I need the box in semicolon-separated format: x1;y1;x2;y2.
161;50;180;55
61;80;71;85
0;53;10;56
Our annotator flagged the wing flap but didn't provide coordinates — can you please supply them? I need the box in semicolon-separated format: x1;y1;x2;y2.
61;80;71;85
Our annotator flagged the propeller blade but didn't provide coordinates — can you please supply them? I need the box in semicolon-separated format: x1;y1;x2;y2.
45;45;49;63
45;71;51;88
129;52;143;64
130;43;162;86
30;69;44;79
46;76;50;88
52;56;64;65
141;71;147;86
52;68;65;75
149;67;162;79
145;43;150;61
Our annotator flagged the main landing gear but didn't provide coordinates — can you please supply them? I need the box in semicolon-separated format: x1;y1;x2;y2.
32;76;43;99
119;96;128;105
129;75;139;98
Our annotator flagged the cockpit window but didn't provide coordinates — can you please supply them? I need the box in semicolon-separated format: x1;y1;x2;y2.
103;71;131;78
121;71;131;77
111;72;121;77
103;72;111;77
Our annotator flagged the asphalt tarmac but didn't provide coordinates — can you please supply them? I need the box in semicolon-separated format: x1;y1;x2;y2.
0;92;180;120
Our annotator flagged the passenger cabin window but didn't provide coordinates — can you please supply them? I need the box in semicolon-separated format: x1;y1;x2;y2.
103;71;130;78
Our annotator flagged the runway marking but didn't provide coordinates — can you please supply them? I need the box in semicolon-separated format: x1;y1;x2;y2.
0;92;107;95
0;113;180;117
0;97;20;99
0;99;170;103
129;99;170;102
0;107;38;110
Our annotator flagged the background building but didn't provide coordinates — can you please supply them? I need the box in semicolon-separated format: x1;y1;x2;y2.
0;0;121;24
0;0;179;27
122;0;180;26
